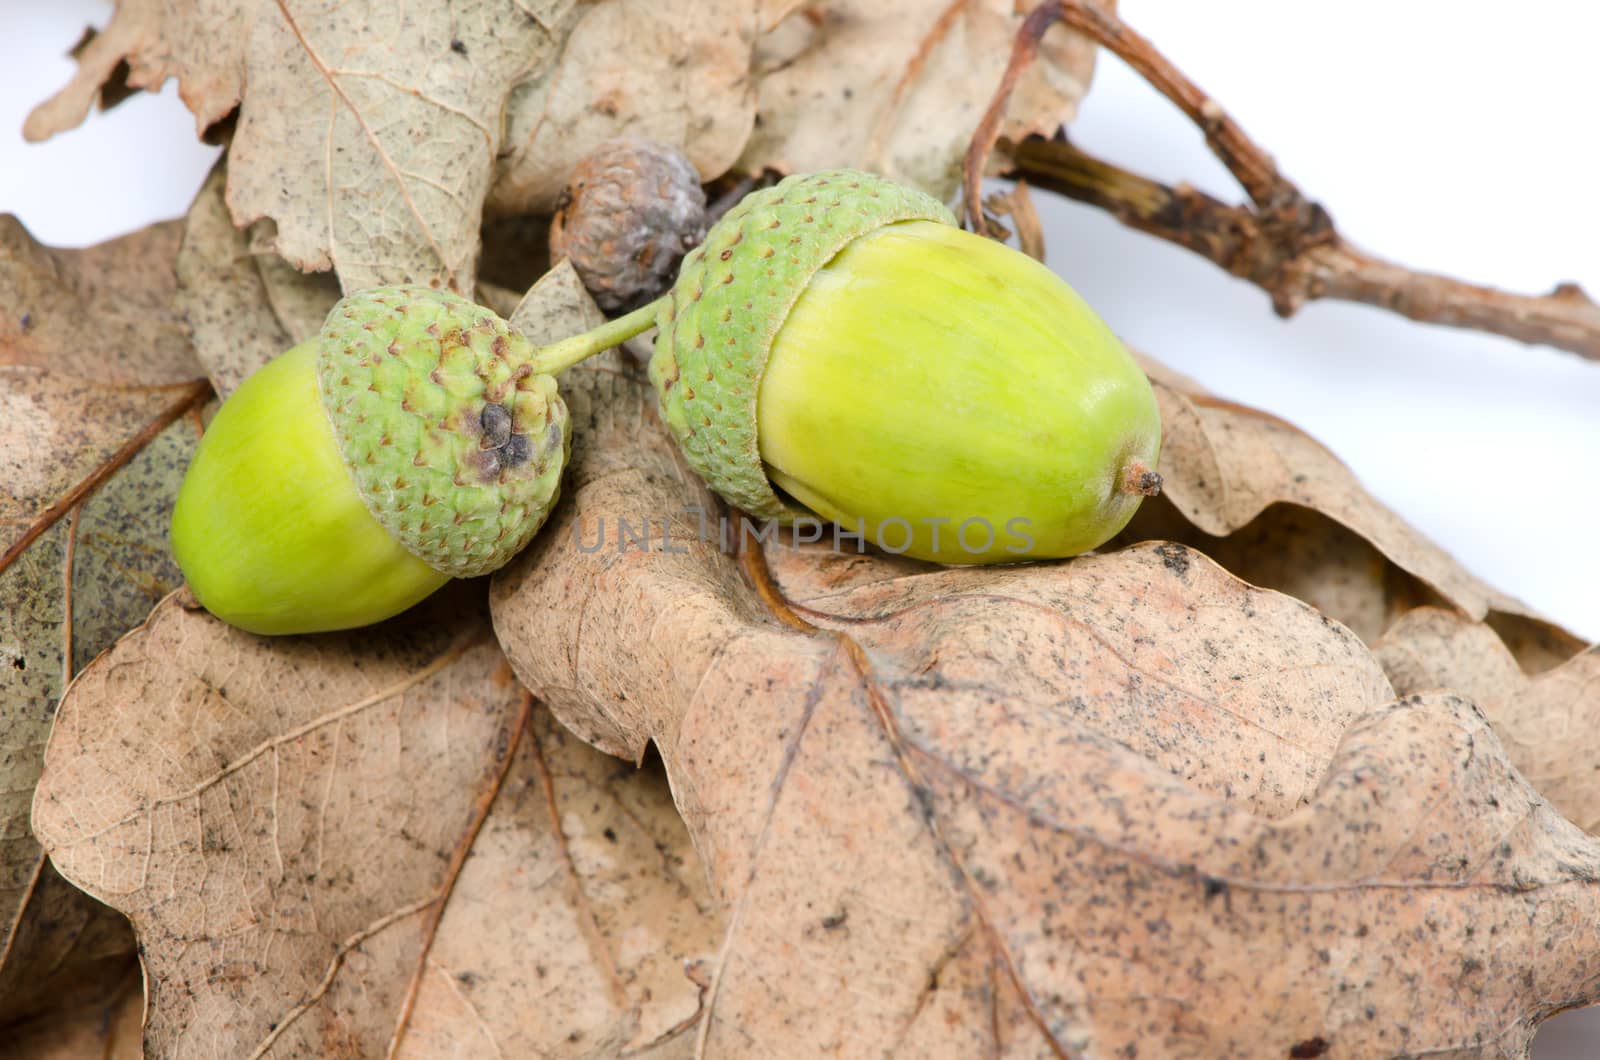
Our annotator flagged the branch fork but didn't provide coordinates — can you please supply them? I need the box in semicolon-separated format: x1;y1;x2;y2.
964;1;1600;362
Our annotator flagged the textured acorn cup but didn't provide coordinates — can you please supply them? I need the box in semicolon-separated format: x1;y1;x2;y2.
650;170;956;519
171;286;571;635
647;168;1162;563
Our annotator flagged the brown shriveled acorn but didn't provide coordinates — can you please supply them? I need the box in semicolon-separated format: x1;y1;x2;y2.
549;138;709;312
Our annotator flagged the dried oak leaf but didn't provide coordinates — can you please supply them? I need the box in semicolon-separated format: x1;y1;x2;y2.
32;272;718;1059
1115;378;1588;666
490;0;760;215
737;0;1101;199
1377;606;1600;834
0;216;209;1028
489;275;1600;1054
28;0;582;293
176;162;340;397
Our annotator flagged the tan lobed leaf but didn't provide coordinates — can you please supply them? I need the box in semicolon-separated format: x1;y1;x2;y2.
1;216;209;1028
1112;491;1432;647
1376;606;1600;833
737;0;1102;199
0;216;196;385
1140;378;1588;662
33;586;717;1058
490;0;760;215
394;709;717;1059
177;163;341;397
757;534;1393;818
489;290;1600;1054
29;1;581;294
32;263;718;1059
32;589;520;1055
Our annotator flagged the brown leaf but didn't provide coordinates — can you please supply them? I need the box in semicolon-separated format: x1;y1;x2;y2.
0;215;195;385
29;1;580;293
738;0;1100;198
34;587;717;1057
395;712;717;1058
0;865;139;1031
1377;607;1600;833
31;589;517;1054
1113;493;1431;646
1;217;207;1028
489;278;1600;1053
491;0;759;215
176;162;340;397
1143;378;1585;659
762;537;1392;816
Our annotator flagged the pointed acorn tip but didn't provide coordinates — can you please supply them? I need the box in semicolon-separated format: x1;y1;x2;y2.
1119;461;1163;497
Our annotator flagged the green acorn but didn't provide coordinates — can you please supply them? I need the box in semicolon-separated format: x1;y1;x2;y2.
647;169;1162;563
171;286;570;635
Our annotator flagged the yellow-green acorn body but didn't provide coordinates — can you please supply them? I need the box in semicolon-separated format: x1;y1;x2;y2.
172;286;570;635
649;170;1161;564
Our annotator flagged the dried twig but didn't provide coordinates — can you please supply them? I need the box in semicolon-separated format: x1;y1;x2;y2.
0;378;213;577
965;1;1600;362
985;179;1046;262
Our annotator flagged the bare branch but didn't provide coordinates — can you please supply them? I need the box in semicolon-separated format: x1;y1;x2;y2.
966;1;1600;363
1012;136;1600;361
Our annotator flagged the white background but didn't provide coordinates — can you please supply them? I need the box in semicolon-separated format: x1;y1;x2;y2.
3;1;1598;1052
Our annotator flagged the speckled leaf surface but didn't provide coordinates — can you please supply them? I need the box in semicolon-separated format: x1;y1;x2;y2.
31;0;1110;274
1377;607;1600;834
29;273;718;1058
0;216;207;1029
34;589;717;1058
177;163;340;397
1114;490;1427;647
28;0;579;294
488;280;1600;1054
1153;384;1537;623
738;0;1102;199
492;0;760;215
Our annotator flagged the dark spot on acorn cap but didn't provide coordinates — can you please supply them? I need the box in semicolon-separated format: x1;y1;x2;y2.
480;403;513;449
502;434;531;468
547;422;563;451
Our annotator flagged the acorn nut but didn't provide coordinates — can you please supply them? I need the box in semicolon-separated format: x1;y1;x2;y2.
648;169;1162;563
171;285;571;635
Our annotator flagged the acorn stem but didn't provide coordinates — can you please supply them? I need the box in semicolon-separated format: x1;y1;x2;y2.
526;294;669;375
1119;460;1164;497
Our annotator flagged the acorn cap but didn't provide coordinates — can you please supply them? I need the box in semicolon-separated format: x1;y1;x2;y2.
318;285;571;578
649;170;954;519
